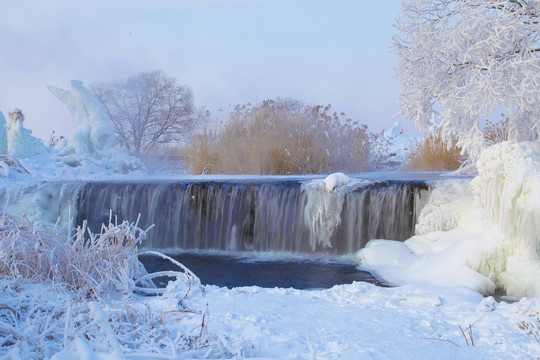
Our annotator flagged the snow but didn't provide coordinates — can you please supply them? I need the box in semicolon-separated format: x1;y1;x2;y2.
2;272;540;359
1;86;540;357
359;141;540;298
323;171;349;192
383;121;416;166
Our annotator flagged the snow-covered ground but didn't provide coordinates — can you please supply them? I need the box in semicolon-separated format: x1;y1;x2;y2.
1;83;540;358
3;274;540;360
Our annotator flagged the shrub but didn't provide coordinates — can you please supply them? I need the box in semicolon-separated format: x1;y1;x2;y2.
183;99;388;175
406;132;465;171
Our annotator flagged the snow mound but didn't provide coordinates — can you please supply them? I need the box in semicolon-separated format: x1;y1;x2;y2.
324;172;349;191
383;121;416;167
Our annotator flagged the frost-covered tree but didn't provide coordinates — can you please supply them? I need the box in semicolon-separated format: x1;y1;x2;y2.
394;0;540;158
92;71;197;158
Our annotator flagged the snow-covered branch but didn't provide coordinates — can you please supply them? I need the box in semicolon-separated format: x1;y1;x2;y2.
394;0;540;160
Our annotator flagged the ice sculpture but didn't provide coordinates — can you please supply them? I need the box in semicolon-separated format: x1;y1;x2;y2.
48;80;115;156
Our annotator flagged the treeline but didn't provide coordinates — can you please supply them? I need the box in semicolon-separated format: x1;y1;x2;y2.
182;99;391;175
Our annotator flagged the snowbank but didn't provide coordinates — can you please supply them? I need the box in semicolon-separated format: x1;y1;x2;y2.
6;109;50;159
359;141;540;298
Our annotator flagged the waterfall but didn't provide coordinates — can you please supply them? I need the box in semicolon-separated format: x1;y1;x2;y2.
76;179;430;255
0;178;430;255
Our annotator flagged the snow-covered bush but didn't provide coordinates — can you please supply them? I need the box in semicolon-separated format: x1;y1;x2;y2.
0;212;218;358
183;99;388;174
0;212;146;298
484;115;510;145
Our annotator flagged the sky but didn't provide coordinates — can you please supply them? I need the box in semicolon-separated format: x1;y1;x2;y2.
0;0;415;141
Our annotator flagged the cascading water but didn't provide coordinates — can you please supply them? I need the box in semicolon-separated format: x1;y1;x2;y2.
76;179;430;255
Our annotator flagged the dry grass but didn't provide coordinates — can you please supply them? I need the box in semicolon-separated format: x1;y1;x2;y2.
183;100;388;175
406;132;465;171
484;115;509;145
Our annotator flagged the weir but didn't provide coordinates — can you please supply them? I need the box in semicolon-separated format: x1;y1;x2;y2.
76;179;430;255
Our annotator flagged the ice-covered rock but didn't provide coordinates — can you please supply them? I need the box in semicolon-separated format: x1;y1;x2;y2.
0;156;32;180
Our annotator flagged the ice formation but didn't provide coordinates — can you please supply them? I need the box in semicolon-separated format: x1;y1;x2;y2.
48;80;115;155
359;141;540;298
0;111;7;154
303;174;353;250
5;109;50;159
472;141;540;297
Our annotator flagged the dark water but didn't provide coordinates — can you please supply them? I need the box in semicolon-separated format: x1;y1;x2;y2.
139;252;386;289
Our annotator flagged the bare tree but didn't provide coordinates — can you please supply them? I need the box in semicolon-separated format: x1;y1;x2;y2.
92;71;197;157
394;0;540;160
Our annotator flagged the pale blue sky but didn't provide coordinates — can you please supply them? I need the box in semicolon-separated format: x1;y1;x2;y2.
0;0;413;140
